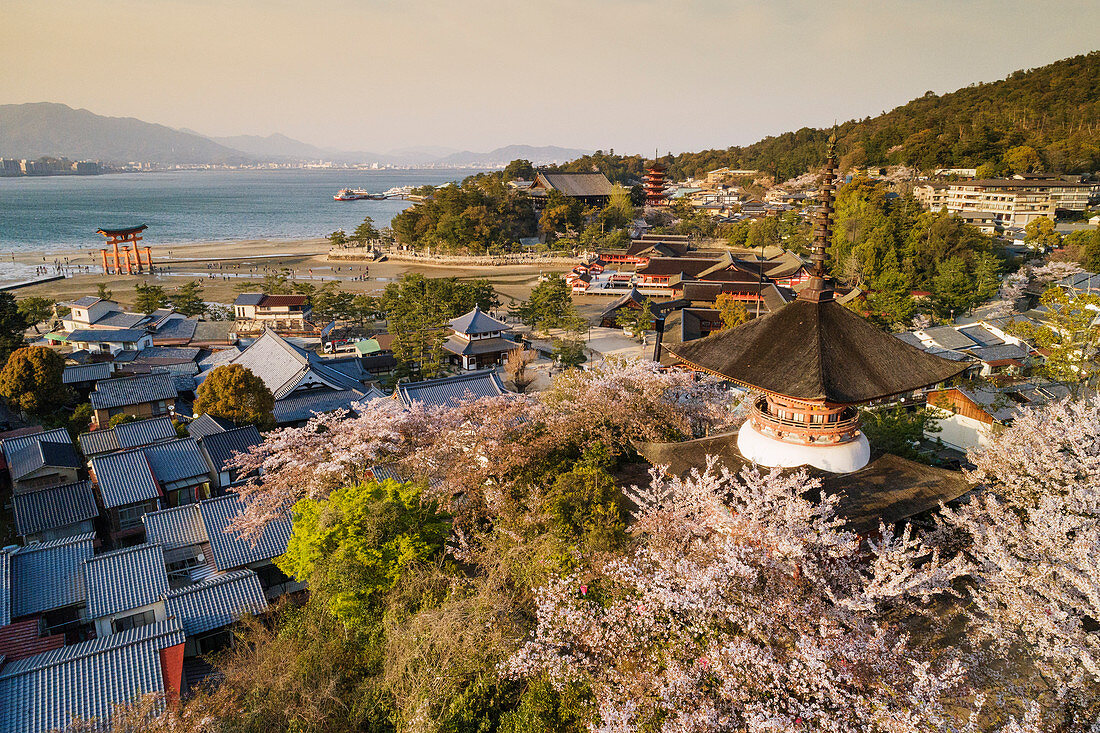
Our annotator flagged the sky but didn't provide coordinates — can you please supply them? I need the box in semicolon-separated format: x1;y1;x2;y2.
3;0;1099;155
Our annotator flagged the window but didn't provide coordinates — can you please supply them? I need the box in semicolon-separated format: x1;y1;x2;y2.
166;554;205;587
112;609;155;634
169;483;210;507
117;503;148;530
152;400;169;416
195;629;232;657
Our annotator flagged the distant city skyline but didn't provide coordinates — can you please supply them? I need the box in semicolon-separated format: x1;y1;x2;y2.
3;0;1098;155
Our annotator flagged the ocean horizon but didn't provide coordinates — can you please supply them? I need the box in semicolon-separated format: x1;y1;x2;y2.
0;168;486;254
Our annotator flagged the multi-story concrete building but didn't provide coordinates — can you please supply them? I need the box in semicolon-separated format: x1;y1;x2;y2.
915;176;1098;228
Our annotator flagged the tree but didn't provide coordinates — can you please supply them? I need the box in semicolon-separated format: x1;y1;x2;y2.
931;256;975;318
941;398;1100;704
328;229;348;247
1002;144;1043;174
1024;217;1062;250
193;364;276;430
615;299;654;341
16;297;54;334
867;270;916;327
1009;286;1100;390
96;282;113;301
972;251;1002;303
502;159;535;182
513;275;583;334
504;347;537;394
170;281;206;317
975;161;999;178
860;406;940;460
108;412;140;428
551;337;587;368
0;293;28;366
0;345;68;416
1061;227;1100;272
133;282;169;314
538;189;583;238
714;293;750;330
350;216;380;246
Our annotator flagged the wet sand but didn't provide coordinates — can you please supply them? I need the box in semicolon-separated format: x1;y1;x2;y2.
5;238;573;308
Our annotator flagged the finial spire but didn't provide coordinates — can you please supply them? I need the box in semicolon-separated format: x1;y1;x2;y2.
797;130;838;303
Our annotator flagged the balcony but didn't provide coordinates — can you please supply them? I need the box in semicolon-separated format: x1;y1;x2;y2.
750;396;861;445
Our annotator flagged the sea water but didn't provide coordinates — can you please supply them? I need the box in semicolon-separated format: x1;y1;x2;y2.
0;168;483;254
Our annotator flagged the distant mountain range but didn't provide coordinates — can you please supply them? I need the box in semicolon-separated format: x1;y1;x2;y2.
0;102;590;167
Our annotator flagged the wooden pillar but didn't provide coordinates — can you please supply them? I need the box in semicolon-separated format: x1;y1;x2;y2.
122;246;132;274
101;249;109;274
112;239;122;274
144;247;153;272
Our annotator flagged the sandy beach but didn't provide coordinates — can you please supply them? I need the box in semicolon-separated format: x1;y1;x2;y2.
4;238;574;309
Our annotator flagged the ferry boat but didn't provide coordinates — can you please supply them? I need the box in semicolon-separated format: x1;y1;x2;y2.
334;188;385;201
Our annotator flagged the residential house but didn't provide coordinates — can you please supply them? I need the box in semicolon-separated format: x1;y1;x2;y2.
12;480;99;544
77;416;179;459
63;328;153;355
926;382;1071;452
59;297;145;333
2;534;96;652
396;370;509;410
1;428;78;494
84;543;170;637
88;373;178;429
61;362;114;392
443;306;519;370
196;425;263;490
233;293;314;335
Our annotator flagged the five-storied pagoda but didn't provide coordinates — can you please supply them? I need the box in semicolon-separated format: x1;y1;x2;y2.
669;135;967;473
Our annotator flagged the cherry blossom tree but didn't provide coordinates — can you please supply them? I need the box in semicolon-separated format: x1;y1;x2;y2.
506;460;976;732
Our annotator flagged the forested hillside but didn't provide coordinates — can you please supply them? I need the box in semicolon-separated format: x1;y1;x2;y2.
556;51;1100;182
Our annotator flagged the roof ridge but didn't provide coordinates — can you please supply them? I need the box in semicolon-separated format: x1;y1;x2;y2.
84;541;162;563
162;568;254;598
0;619;182;680
13;532;95;554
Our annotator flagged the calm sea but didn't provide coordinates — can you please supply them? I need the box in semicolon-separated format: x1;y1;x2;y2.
0;168;484;253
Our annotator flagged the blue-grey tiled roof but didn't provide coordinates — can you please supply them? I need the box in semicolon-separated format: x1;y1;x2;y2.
11;534;95;617
396;370;508;409
89;449;160;508
966;344;1031;363
234;293;266;306
70;296;101;308
198;426;262;472
114;416;178;449
957;325;1005;347
164;569;267;635
7;440;80;481
66;328;150;344
141;438;210;487
892;331;924;348
186;413;235;439
84;543;169;618
0;551;10;627
62;362;113;384
198;495;291;571
0;619;184;733
12;480;98;537
142;504;207;550
77;428;120;457
442;335;518;357
89;373;177;410
1;428;72;470
449;306;510;335
273;389;366;424
150;318;197;341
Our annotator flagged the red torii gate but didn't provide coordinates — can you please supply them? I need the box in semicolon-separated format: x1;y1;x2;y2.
98;225;152;275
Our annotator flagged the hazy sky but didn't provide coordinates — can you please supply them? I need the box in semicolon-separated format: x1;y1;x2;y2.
3;0;1098;155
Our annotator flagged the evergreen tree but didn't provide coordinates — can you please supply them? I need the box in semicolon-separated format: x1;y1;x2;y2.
867;270;915;328
16;297;54;334
171;281;206;317
133;282;169;314
931;256;975;318
95;282;113;301
351;216;380;246
0;293;29;366
715;293;750;330
0;345;68;416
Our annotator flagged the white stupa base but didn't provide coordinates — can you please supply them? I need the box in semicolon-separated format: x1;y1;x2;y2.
736;420;870;474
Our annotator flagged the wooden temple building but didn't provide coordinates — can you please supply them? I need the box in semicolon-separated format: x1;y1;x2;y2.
665;134;969;475
98;225;152;275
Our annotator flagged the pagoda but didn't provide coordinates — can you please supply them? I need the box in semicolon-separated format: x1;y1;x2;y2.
643;157;668;207
668;135;967;473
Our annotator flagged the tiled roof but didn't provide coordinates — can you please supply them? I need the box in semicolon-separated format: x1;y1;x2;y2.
12;480;98;537
919;326;979;351
957;325;1004;348
77;429;119;457
186;413;235;439
198;426;262;472
0;552;9;627
89;449;160;508
966;344;1031;363
89;373;177;410
224;330;310;395
233;293;265;306
88;311;148;329
534;172;619;198
396;370;508;409
66;328;150;344
115;416;178;449
198;495;291;571
198;346;241;370
7;440;80;481
62;362;113;384
442;335;518;357
150;317;198;343
141;438;210;488
273;388;368;424
164;569;267;635
84;543;169;618
892;332;924;348
0;619;184;733
143;505;206;550
1;429;71;470
11;534;94;618
449;306;510;335
70;296;101;307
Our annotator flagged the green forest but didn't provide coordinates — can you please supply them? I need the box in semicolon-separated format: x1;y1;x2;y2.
554;51;1100;182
